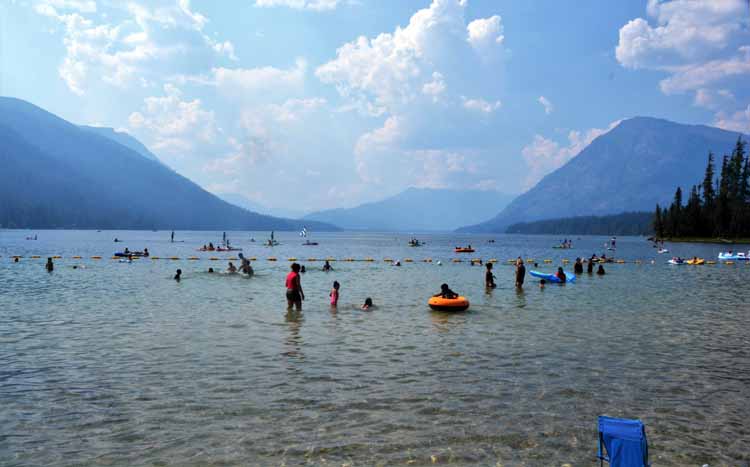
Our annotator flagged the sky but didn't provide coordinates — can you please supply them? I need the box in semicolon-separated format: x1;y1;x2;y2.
1;0;749;214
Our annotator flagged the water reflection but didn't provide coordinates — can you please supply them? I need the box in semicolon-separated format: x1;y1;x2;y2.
282;311;304;361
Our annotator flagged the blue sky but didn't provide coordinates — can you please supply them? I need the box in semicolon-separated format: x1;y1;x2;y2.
2;0;749;214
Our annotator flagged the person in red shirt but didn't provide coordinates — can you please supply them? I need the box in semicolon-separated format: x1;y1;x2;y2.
286;263;305;311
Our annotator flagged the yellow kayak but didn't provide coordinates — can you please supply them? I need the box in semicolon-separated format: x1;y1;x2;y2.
686;258;705;265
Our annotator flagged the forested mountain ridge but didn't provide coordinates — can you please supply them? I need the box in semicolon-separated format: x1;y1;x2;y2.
460;117;748;232
0;97;337;231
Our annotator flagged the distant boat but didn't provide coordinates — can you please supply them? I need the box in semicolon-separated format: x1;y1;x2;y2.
408;238;422;247
300;227;317;246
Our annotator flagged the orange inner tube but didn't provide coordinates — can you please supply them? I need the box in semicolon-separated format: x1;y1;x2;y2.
428;296;470;312
454;248;474;253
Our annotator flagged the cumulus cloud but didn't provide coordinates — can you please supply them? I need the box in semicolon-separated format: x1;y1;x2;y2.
34;0;238;94
715;104;750;133
521;120;621;189
254;0;342;11
466;15;504;51
128;84;218;155
211;58;307;97
462;96;501;113
422;72;446;101
538;95;553;115
317;0;508;193
616;0;750;129
316;0;502;115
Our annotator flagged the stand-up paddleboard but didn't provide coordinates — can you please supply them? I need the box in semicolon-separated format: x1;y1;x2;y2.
529;270;576;283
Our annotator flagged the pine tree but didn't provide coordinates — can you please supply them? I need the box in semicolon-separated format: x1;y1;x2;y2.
654;204;664;238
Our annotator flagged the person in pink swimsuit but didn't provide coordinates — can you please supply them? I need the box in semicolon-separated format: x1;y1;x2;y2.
330;281;340;308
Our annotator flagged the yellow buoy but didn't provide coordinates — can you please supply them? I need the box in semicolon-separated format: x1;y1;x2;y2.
404;258;413;262
151;256;160;260
543;259;552;263
170;257;180;260
72;256;82;259
188;256;199;260
488;258;497;263
52;255;62;259
288;257;297;261
307;258;318;261
452;258;462;263
209;257;219;261
365;257;375;262
268;257;277;261
31;255;41;259
91;256;102;259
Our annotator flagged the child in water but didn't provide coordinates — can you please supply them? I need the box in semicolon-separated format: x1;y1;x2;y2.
539;279;546;289
433;283;458;299
361;297;374;310
330;281;340;307
174;269;182;281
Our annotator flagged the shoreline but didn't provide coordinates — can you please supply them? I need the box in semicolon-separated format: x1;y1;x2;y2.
660;237;750;245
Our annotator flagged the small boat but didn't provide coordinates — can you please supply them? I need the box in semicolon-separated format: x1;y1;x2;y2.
718;252;750;261
454;246;475;253
114;251;148;257
300;227;317;246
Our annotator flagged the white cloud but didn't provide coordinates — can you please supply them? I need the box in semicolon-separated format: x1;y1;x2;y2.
34;0;238;94
462;96;501;113
521;120;621;189
538;95;553;115
422;71;446;101
254;0;341;11
316;0;485;115
128;84;217;155
715;104;750;133
466;15;504;51
616;0;750;130
211;58;306;96
616;0;746;69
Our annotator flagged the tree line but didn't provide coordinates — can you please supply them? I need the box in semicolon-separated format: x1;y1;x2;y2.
654;138;749;239
506;212;653;236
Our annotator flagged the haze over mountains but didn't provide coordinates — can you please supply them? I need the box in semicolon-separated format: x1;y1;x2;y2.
0;97;336;231
304;187;515;231
460;117;749;233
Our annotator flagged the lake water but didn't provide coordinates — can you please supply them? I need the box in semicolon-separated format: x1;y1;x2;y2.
1;230;748;466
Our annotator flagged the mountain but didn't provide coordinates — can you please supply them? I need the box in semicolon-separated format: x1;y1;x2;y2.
0;97;337;231
303;187;515;231
218;192;308;220
80;125;161;164
460;117;748;232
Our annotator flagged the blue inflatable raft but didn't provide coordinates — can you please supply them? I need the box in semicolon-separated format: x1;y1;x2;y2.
529;270;576;283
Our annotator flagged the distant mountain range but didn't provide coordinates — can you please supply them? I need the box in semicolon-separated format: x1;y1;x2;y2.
460;117;748;232
303;187;515;231
0;97;337;231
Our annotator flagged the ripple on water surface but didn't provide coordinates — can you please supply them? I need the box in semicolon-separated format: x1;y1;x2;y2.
1;230;749;465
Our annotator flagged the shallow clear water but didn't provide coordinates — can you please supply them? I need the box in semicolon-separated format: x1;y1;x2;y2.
1;230;749;466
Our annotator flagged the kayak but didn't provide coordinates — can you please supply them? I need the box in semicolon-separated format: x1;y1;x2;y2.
686;258;705;265
114;251;147;257
529;270;576;283
454;247;475;253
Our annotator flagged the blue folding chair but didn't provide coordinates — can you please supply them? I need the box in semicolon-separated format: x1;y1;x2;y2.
597;416;650;467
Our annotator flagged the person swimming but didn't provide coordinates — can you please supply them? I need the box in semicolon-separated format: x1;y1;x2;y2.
361;297;374;310
227;262;237;273
539;279;546;289
208;267;214;273
433;283;458;299
174;269;182;281
323;260;332;271
300;265;306;273
45;257;54;272
555;267;567;283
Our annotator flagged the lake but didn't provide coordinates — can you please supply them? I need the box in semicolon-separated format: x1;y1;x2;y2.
1;230;748;466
